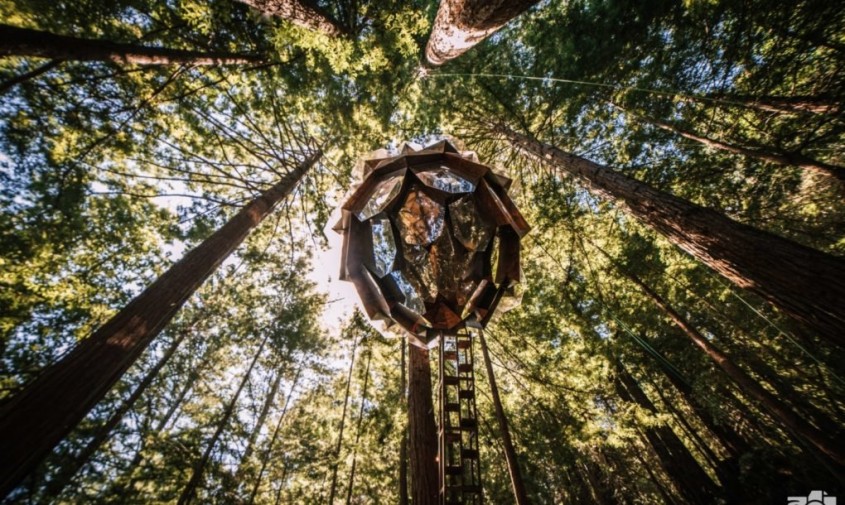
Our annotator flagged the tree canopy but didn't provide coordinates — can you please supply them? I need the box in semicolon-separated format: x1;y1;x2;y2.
1;0;843;503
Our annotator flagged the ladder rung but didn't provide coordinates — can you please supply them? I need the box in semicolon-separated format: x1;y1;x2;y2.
444;375;473;385
460;418;478;429
456;340;472;349
443;350;458;361
445;465;462;475
458;390;475;399
461;449;479;459
458;363;473;373
445;402;460;412
443;432;461;443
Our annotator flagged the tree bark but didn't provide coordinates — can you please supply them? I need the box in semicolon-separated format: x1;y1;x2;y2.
0;59;60;94
616;364;722;505
247;366;301;505
424;0;540;66
116;342;217;496
0;152;318;499
43;329;188;499
0;24;265;65
237;367;285;475
237;0;347;37
639;339;752;458
344;350;372;505
627;272;845;466
633;446;679;505
327;336;359;505
177;333;270;505
711;93;841;115
619;106;845;180
478;331;531;505
407;343;438;505
499;124;845;349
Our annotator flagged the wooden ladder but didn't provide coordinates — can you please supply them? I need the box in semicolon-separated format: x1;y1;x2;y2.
438;328;483;505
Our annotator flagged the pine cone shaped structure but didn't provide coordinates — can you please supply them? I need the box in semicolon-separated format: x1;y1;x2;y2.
335;140;529;347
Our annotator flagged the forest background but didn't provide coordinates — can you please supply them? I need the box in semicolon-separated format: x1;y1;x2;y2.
0;0;843;503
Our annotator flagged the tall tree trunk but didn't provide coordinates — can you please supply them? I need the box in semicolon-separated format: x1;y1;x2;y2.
633;446;679;505
578;456;617;505
617;105;845;180
327;336;359;505
237;366;285;476
116;342;217;496
0;24;264;65
0;59;60;94
563;269;753;465
478;331;531;504
650;381;721;470
344;350;372;505
499;124;845;348
650;379;743;503
399;340;409;505
424;0;540;66
237;0;347;37
639;339;752;458
627;272;845;466
709;93;841;115
177;333;270;505
407;343;438;505
0;152;318;498
247;366;301;505
43;328;189;499
616;364;722;504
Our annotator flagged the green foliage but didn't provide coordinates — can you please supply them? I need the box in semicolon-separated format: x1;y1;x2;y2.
1;0;843;503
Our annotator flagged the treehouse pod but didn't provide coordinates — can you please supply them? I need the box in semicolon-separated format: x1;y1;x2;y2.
335;140;529;347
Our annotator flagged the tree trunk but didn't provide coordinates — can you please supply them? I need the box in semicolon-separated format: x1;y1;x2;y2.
619;105;845;180
43;328;189;499
327;336;359;505
650;379;744;503
640;340;752;458
116;342;217;496
345;350;372;505
616;365;722;505
627;272;845;466
499;125;845;348
424;0;540;66
478;331;531;504
0;59;60;94
237;366;285;475
712;93;841;115
578;456;617;505
237;0;347;37
177;332;270;505
407;343;438;505
247;366;301;505
0;24;264;65
650;380;721;470
399;340;409;505
0;152;318;498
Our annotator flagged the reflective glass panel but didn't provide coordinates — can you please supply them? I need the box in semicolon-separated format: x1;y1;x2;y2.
416;165;475;193
450;195;494;251
357;173;403;221
371;218;396;277
396;187;445;246
390;270;425;316
403;244;437;301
